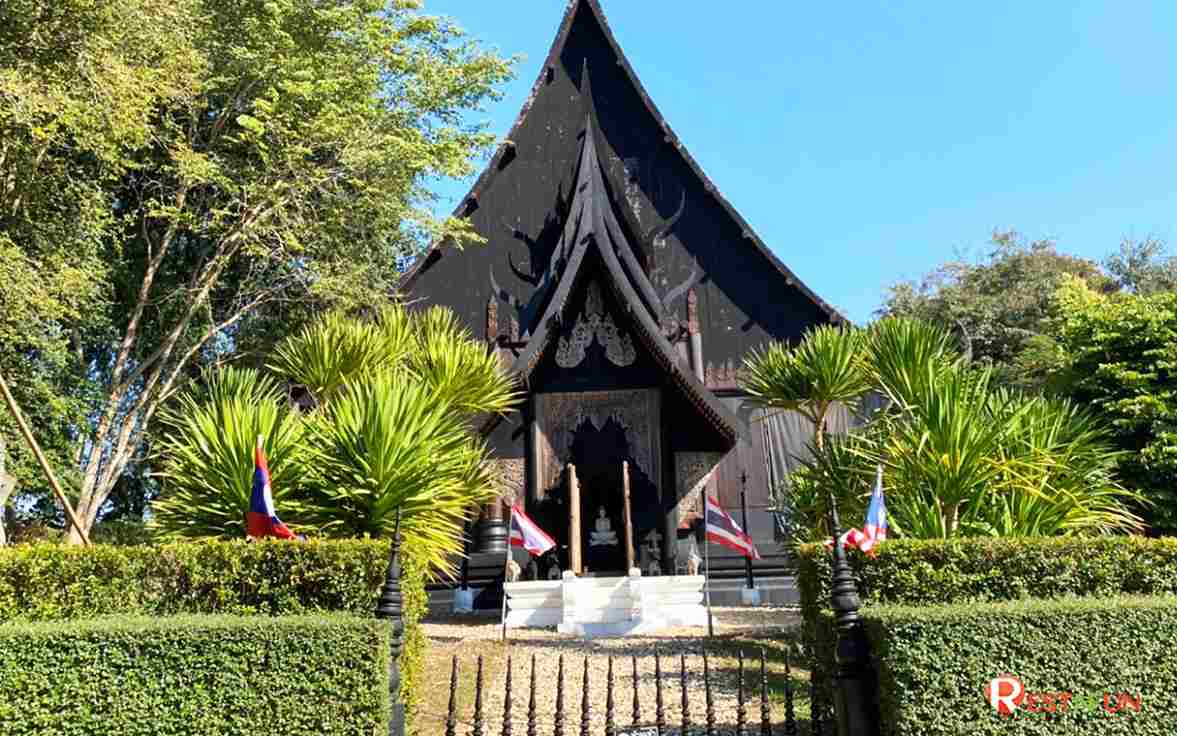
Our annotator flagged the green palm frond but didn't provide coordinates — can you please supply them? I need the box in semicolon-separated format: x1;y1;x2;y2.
268;311;400;405
865;317;961;408
151;367;307;539
742;325;870;445
299;370;498;576
408;306;520;419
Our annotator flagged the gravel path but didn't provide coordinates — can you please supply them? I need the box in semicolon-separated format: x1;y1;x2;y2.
420;608;805;736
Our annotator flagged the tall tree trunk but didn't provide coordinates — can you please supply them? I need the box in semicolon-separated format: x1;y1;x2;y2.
0;439;13;546
0;474;14;547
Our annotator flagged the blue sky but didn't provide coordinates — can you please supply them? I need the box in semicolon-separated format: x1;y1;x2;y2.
423;1;1177;323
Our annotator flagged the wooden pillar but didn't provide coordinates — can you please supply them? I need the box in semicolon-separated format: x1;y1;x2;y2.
567;463;582;575
622;461;635;571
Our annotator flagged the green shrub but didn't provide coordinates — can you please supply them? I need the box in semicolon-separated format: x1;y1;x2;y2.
0;538;393;620
862;596;1177;735
798;537;1177;725
0;539;435;731
0;614;390;736
796;536;1177;630
400;550;429;735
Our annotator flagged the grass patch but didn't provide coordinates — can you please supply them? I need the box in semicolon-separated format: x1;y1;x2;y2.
417;618;510;734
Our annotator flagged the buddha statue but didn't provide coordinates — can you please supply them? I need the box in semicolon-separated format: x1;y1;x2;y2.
589;505;618;547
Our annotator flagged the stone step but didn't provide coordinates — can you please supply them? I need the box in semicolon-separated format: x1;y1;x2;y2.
427;574;798;616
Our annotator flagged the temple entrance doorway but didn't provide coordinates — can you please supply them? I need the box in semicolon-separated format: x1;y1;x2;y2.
568;416;658;576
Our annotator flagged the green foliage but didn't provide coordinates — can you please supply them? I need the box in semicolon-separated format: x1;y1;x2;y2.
269;311;397;405
300;370;497;574
0;539;397;621
879;367;1019;536
269;304;519;420
798;538;1177;723
795;537;1177;626
399;551;429;734
1104;236;1177;295
862;596;1177;734
152;308;516;575
1025;278;1177;534
775;318;1141;540
0;0;514;539
881;231;1113;384
743;324;870;450
0;613;390;736
863;316;961;404
152;366;307;539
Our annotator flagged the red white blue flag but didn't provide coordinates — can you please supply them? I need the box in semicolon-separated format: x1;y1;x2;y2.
246;436;296;540
827;464;888;556
509;505;556;557
705;496;760;560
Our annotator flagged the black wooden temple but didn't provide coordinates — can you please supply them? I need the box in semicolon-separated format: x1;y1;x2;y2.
398;0;843;582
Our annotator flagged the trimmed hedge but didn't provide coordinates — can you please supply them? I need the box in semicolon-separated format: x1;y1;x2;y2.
861;596;1177;735
0;614;390;736
797;537;1177;724
0;539;391;620
0;539;430;733
796;536;1177;627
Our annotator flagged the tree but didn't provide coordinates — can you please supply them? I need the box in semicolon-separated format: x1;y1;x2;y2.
1027;278;1177;534
1104;236;1177;295
779;319;1142;540
152;306;519;575
0;0;513;542
742;324;870;452
150;366;308;539
881;230;1112;384
0;438;14;545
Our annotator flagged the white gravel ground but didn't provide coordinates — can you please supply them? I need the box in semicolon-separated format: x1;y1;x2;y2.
419;607;802;736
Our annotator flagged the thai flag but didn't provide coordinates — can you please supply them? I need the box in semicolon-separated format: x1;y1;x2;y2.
705;496;760;560
827;464;888;556
859;464;889;554
246;436;296;540
509;505;556;557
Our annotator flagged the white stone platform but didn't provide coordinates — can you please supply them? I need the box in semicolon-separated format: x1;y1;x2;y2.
503;569;708;637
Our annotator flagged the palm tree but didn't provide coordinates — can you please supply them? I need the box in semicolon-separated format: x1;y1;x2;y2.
762;317;1143;540
152;305;519;574
742;324;870;452
864;317;960;408
151;367;307;539
298;370;498;574
269;304;517;420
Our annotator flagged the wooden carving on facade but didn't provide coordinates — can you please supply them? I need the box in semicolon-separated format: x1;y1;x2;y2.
534;390;661;499
555;281;636;368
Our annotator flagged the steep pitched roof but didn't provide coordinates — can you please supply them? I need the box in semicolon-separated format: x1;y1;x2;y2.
399;0;844;324
508;114;740;444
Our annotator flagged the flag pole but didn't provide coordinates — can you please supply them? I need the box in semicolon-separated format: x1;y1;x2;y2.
740;471;755;591
701;486;713;638
500;503;511;642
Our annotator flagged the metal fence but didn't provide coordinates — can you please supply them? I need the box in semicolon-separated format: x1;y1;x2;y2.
438;649;812;736
375;505;876;736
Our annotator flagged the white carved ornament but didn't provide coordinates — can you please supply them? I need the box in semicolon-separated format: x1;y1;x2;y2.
555;282;637;368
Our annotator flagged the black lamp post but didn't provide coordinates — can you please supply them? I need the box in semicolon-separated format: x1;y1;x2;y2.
739;471;755;591
375;510;405;736
827;494;879;736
